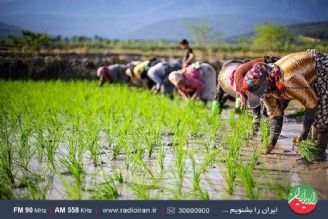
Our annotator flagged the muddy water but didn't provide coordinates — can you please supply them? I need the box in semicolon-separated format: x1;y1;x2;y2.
257;120;328;199
15;110;328;200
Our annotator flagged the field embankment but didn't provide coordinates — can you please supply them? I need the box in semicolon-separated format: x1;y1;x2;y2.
1;46;309;80
0;50;225;80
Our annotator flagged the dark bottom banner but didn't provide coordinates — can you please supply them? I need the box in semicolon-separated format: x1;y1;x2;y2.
0;200;326;219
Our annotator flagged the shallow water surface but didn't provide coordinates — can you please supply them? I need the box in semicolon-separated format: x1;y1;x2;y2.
39;117;327;200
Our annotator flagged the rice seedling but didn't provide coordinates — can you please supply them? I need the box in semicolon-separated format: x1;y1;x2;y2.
112;122;130;160
21;175;51;200
60;134;86;199
221;149;237;195
174;141;186;196
269;180;292;199
228;110;237;129
0;181;14;199
189;150;216;200
103;114;117;150
61;176;84;200
189;152;202;192
0;111;20;187
90;175;119;200
156;143;165;172
113;170;124;184
44;133;60;170
16;117;33;169
132;144;154;178
0;134;15;184
260;121;270;146
237;152;259;200
129;181;154;200
34;120;46;162
209;115;221;143
37;117;62;169
220;111;255;196
0;118;16;197
85;124;101;166
297;140;323;162
142;129;156;158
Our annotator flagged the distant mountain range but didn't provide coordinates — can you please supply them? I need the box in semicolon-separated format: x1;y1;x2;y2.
0;22;21;37
0;0;328;40
2;21;328;42
123;14;302;40
289;21;328;40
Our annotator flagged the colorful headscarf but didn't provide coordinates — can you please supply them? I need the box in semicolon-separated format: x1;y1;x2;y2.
266;63;285;95
97;66;110;81
242;62;285;108
169;71;184;87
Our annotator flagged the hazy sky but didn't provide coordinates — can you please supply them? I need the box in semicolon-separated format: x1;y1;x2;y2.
1;0;327;39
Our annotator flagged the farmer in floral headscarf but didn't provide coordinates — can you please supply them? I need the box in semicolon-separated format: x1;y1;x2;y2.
169;71;205;101
188;62;217;102
234;56;281;106
217;57;285;131
241;49;328;160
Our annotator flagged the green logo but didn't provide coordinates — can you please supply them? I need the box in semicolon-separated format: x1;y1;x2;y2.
288;184;318;215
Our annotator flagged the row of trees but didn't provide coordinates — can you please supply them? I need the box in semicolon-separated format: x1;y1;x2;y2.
185;22;322;52
1;32;179;54
1;23;327;54
4;31;50;54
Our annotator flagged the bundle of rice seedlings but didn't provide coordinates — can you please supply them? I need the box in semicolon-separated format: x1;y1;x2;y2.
297;140;322;162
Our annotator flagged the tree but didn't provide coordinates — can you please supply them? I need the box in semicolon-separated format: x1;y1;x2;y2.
185;22;212;47
255;23;295;51
184;22;222;58
20;31;49;54
5;35;20;47
237;35;254;50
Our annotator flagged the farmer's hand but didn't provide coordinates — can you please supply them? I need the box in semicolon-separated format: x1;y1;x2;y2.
191;94;198;100
265;144;276;154
292;135;304;150
293;135;304;144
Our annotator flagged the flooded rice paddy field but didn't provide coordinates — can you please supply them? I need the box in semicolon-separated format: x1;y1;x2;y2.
25;117;328;200
0;81;327;200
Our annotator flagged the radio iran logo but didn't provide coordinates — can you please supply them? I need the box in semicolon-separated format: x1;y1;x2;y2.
288;184;318;215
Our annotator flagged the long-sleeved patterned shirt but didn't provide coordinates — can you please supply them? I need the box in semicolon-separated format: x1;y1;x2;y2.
264;52;318;118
